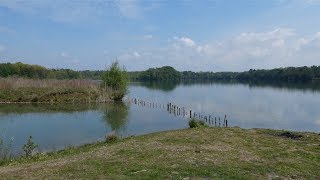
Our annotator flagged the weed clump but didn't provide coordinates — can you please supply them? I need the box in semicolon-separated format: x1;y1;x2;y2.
105;134;119;143
188;119;207;128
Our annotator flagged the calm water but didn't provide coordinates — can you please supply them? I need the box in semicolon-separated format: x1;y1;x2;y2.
1;81;320;156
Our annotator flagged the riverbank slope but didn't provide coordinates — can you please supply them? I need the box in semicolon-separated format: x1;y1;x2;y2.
0;127;319;179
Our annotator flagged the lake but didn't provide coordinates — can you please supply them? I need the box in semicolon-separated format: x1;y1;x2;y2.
1;81;320;156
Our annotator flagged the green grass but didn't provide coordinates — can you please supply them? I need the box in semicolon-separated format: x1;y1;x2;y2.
0;127;319;179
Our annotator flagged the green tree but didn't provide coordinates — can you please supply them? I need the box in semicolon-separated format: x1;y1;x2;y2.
101;61;128;101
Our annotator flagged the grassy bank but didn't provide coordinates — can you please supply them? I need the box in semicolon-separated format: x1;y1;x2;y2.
0;78;110;103
0;127;319;179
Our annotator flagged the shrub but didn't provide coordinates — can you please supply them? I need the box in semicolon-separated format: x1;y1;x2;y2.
105;134;119;143
189;119;199;128
22;136;38;157
188;119;207;128
101;61;128;101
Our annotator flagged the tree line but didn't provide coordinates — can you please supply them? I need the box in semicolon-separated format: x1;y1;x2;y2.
0;62;103;79
129;66;320;83
1;62;320;83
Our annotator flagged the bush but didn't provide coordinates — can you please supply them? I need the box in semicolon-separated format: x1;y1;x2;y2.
22;136;38;157
189;119;199;128
105;134;119;143
188;119;207;128
101;61;128;101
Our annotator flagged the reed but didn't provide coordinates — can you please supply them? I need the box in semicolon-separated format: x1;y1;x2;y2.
0;78;99;90
0;78;113;103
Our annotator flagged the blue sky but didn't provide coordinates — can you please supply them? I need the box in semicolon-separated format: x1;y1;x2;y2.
0;0;320;71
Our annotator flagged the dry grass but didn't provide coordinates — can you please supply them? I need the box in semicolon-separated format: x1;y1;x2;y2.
0;78;113;103
0;78;99;90
0;127;319;179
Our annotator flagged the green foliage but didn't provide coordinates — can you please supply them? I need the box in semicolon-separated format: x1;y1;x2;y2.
0;62;103;80
188;119;207;128
3;62;320;83
22;136;38;157
138;66;181;81
188;119;199;128
236;66;320;82
129;65;320;83
101;61;128;101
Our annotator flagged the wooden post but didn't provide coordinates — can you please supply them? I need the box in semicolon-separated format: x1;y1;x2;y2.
190;110;192;118
219;117;221;127
215;117;217;126
226;119;228;127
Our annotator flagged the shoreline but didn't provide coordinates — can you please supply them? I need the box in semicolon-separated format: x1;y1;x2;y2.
0;100;114;104
1;127;319;179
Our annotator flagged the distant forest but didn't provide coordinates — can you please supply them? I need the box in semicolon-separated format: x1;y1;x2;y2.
1;62;320;83
130;66;320;83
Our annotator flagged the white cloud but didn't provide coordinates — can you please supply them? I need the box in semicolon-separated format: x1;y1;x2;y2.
272;39;285;48
133;51;141;57
174;37;196;47
118;28;320;71
234;28;295;43
119;51;142;61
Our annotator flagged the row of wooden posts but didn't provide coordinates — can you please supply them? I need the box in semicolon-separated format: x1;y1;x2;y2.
127;98;229;127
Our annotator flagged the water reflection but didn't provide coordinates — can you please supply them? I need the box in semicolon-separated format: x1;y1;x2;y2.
131;81;179;92
132;80;320;93
103;102;129;132
1;81;320;156
0;103;101;115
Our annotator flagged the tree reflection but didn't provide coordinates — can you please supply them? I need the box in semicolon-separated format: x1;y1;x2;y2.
103;102;129;132
139;80;180;92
